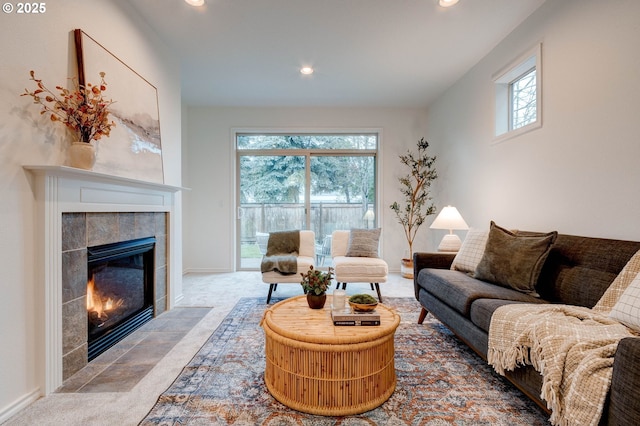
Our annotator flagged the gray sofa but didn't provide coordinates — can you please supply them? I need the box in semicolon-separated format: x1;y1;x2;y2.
413;233;640;425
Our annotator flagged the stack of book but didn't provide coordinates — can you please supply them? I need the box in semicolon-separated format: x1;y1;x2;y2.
331;308;381;326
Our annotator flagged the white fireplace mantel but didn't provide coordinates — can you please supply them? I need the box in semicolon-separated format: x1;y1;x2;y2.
24;165;185;210
24;165;186;395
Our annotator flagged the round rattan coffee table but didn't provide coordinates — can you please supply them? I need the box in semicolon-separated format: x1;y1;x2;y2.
261;295;401;416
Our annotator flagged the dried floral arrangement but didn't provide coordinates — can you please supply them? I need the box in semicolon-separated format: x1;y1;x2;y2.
22;70;116;143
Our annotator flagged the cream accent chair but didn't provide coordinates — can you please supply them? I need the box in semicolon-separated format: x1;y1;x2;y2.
331;230;388;302
262;230;316;304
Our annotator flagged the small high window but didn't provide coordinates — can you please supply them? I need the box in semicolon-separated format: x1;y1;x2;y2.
511;68;537;130
493;43;542;142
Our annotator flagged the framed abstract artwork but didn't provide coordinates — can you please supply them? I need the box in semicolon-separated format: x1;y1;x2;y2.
74;29;164;183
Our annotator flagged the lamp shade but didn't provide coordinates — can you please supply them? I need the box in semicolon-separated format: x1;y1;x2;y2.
429;206;469;231
438;0;459;7
363;208;375;221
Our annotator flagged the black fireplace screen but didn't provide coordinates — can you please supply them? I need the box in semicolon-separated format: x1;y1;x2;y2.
87;237;155;361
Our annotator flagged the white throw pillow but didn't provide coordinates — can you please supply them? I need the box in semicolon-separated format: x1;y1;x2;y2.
609;273;640;333
593;248;640;314
450;229;489;274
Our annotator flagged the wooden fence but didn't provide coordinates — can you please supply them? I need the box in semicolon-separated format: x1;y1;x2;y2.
241;203;373;243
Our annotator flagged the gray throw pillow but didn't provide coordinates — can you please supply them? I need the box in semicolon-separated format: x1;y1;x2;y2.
474;221;557;294
346;228;381;257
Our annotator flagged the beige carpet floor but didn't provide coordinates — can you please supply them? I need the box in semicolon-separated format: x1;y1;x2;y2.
3;272;415;425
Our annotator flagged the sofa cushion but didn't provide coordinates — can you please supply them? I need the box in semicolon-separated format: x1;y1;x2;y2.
418;268;542;317
475;221;557;295
609;273;640;333
345;228;381;257
541;266;618;308
451;229;489;274
539;235;640;307
470;298;547;333
417;286;491;357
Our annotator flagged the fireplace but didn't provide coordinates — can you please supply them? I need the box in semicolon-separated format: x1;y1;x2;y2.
61;211;169;381
26;165;181;395
87;237;156;361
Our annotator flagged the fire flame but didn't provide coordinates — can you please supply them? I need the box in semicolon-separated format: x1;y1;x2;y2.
87;276;123;321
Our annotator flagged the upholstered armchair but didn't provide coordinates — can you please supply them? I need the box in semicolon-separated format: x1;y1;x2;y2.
331;229;388;302
261;230;316;304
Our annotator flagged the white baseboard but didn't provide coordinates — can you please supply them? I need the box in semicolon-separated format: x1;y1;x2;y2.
182;267;234;274
173;293;184;306
0;388;41;424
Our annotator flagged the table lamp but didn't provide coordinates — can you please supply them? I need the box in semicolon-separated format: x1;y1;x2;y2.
429;205;469;252
363;207;375;228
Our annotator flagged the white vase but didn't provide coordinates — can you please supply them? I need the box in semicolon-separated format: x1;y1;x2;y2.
67;141;96;170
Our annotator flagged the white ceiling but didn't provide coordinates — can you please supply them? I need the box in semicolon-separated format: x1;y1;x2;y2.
125;0;546;108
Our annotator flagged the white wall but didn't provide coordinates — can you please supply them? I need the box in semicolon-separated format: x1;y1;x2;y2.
183;107;431;273
0;0;182;419
426;0;640;241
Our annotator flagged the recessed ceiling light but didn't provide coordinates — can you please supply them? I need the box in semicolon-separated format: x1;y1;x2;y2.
438;0;459;7
184;0;205;6
300;66;314;75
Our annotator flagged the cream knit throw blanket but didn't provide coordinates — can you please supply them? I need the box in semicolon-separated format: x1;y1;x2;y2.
488;304;634;426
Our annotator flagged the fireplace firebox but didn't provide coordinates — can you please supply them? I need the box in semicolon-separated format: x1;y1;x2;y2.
87;237;156;361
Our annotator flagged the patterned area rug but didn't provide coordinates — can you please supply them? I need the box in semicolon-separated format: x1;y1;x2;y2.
140;297;548;425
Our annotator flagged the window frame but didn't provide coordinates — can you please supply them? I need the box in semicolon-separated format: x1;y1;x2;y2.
492;43;542;144
233;130;382;270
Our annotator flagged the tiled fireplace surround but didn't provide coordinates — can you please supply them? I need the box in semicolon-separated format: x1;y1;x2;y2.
25;165;182;396
61;211;168;380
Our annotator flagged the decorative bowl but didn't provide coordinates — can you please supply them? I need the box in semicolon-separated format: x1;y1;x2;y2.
348;301;378;312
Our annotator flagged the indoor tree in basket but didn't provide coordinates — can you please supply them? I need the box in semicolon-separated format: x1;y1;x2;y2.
389;137;437;278
22;70;116;170
300;265;334;309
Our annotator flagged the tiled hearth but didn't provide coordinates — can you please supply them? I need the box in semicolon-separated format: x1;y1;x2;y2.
61;212;168;380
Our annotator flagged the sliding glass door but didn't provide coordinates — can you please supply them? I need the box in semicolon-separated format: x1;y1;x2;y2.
238;155;307;269
237;134;377;270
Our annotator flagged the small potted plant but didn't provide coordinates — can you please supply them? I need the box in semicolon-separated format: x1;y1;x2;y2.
22;70;116;169
300;265;334;309
390;137;438;278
